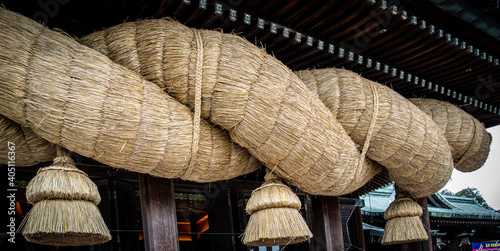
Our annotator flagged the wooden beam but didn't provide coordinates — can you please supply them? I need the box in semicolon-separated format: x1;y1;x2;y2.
139;174;179;251
311;196;344;251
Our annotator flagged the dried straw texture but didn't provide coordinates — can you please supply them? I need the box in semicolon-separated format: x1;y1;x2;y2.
245;172;302;214
296;69;454;198
381;215;428;245
23;200;111;246
80;19;381;196
26;150;101;204
381;197;428;245
244;208;312;247
22;147;111;246
0;115;55;166
0;9;260;182
243;172;312;246
410;98;491;172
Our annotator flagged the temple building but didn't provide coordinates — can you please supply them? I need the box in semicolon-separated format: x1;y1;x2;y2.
362;184;500;251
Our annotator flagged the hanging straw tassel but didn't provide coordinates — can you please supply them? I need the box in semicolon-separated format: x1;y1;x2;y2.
381;187;428;245
242;170;312;247
21;146;111;246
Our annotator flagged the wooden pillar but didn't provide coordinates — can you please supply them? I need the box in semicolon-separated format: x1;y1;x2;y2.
97;180;115;251
112;180;143;251
139;174;179;251
206;186;236;250
408;197;432;251
418;197;433;251
354;207;366;250
311;196;344;251
189;212;199;250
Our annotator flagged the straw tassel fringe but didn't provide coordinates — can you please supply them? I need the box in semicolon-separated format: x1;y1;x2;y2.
242;170;312;247
381;188;428;245
21;146;111;246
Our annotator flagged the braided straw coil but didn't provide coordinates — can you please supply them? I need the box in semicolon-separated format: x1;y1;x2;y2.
0;115;55;166
410;98;491;172
0;9;259;182
296;69;454;198
80;19;382;196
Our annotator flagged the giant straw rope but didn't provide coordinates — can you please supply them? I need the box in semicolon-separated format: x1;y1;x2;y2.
0;115;55;166
80;19;383;195
410;98;491;172
0;9;379;196
0;9;260;183
296;69;454;198
0;9;492;198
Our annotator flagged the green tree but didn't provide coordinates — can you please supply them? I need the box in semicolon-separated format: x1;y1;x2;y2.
441;187;492;210
440;189;454;196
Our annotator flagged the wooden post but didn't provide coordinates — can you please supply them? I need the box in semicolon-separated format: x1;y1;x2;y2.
97;179;115;250
139;174;180;251
419;197;433;251
189;212;199;250
311;196;344;251
206;186;236;250
408;197;432;251
112;180;143;251
354;207;366;250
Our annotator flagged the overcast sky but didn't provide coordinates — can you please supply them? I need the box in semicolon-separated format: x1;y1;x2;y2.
442;125;500;210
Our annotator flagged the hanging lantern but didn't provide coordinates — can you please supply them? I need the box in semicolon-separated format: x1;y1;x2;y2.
459;236;471;247
457;231;473;247
436;237;446;249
